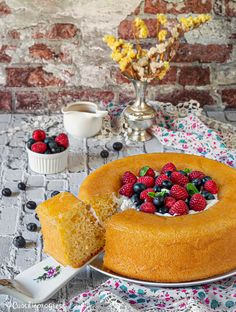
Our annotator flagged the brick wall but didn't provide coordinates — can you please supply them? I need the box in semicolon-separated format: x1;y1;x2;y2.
0;0;235;112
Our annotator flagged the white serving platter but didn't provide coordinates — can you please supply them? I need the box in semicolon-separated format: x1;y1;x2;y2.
90;252;236;288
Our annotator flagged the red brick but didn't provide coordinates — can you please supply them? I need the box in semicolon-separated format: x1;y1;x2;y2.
225;0;236;16
0;91;12;110
119;19;158;39
155;89;215;106
173;44;232;63
33;23;78;40
29;43;54;60
48;89;114;109
0;1;11;15
6;67;64;87
16;92;44;110
221;89;236;107
0;45;11;63
144;0;212;14
115;70;132;84
179;67;210;86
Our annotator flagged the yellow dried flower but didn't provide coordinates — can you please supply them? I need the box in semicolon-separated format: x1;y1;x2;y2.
111;51;122;62
119;58;130;71
103;35;116;48
158;29;168;42
157;14;167;26
134;17;149;39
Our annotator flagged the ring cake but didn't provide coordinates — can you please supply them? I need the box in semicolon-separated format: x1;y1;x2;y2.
79;153;236;282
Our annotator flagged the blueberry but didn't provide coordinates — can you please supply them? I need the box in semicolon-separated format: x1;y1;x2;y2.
158;206;169;214
161;180;172;189
27;223;37;232
59;147;65;152
201;191;215;200
133;183;146;194
153;196;164;207
48;141;58;149
178;170;187;176
26;201;37;210
45;149;52;154
44;137;54;145
35;213;39;220
51;135;56;140
51;191;60;197
27;138;35;149
2;188;12;197
202;176;212;184
165;171;172;178
13;236;26;248
100;150;109;158
51;147;61;154
192;178;202;190
153;185;161;192
113;142;123;151
131;194;143;206
18;182;26;191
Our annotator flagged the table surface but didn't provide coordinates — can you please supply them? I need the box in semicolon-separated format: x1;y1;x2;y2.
0;111;235;312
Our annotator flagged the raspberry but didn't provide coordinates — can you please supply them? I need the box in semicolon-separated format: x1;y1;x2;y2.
189;194;207;211
122;171;137;185
55;133;69;149
171;171;189;187
164;196;176;209
139;167;155;178
119;183;134;198
169;200;189;216
189;170;205;181
140;188;154;201
137;176;155;188
31;142;47;154
204;180;218;194
170;185;188;201
140;202;156;214
161;162;176;174
32;130;46;142
155;174;170;186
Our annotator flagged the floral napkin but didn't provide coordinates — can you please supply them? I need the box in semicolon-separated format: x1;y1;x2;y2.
61;277;236;312
59;104;236;312
151;111;236;168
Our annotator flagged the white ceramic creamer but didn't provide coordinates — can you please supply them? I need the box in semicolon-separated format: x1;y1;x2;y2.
62;102;108;138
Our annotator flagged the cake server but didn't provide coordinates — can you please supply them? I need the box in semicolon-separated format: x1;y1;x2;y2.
0;252;101;304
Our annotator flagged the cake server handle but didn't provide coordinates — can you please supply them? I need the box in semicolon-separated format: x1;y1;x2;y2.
0;252;102;304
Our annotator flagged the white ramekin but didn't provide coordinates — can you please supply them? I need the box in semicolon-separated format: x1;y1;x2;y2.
26;146;68;174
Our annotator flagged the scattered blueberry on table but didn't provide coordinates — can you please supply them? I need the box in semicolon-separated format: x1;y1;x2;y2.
26;201;37;210
100;150;109;158
113;142;123;151
13;236;26;248
2;188;12;197
18;182;26;191
51;191;60;197
27;223;37;232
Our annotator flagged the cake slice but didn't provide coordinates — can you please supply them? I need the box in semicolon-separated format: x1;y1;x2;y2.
82;193;119;224
36;192;104;267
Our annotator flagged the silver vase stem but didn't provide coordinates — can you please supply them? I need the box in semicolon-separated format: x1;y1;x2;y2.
123;80;156;142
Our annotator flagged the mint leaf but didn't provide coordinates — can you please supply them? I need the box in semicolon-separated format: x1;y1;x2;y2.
140;166;150;177
155;190;168;197
186;183;199;196
183;168;192;174
148;192;156;198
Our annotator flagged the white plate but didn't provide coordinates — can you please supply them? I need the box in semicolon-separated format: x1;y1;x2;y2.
90;253;236;288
